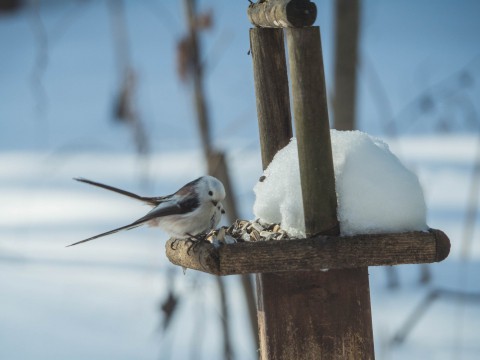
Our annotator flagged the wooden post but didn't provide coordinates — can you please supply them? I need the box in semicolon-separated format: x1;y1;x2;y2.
286;27;338;236
285;27;375;358
249;28;293;166
249;27;297;359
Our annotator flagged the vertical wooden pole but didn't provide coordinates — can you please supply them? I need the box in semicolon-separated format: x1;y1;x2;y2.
285;26;375;359
250;28;297;360
286;27;338;236
250;28;293;166
250;25;375;359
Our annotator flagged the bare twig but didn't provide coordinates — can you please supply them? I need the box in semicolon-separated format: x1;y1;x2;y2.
29;0;49;121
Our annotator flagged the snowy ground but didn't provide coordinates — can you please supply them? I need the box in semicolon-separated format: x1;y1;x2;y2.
1;135;479;360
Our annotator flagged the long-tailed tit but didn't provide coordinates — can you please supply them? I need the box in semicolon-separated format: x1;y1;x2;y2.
67;176;226;247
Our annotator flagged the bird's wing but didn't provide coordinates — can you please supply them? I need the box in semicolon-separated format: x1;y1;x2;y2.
67;195;200;247
74;178;168;205
174;177;202;196
135;194;200;224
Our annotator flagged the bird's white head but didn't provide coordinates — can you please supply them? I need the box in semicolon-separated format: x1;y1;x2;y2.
199;176;226;206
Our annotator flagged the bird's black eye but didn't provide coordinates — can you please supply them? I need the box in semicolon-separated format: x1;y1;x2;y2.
208;191;213;196
221;210;226;214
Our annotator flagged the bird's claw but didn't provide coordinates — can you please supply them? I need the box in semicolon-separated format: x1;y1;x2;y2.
169;234;209;255
170;238;181;250
186;233;208;255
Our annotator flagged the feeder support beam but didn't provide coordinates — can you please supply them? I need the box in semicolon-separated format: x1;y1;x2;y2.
248;0;317;28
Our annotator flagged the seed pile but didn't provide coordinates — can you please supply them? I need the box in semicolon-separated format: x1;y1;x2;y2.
206;219;296;245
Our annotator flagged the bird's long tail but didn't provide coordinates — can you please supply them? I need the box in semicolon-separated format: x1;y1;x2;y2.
66;221;145;247
74;178;161;205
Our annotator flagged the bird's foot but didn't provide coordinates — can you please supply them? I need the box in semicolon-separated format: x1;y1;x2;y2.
186;233;208;255
170;238;181;250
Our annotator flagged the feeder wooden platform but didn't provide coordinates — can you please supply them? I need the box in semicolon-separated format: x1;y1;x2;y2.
165;228;450;276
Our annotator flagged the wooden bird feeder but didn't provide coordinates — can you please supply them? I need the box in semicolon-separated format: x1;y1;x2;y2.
166;230;450;276
165;1;451;359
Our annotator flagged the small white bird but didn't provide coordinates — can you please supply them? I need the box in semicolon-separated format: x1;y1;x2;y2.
67;176;226;247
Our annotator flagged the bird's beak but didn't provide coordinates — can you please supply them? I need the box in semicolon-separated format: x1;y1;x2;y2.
212;200;218;206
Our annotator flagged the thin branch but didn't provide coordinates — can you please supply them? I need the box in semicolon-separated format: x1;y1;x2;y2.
29;0;49;120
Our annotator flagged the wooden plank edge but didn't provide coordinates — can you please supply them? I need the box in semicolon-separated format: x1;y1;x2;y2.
430;228;451;262
164;228;451;275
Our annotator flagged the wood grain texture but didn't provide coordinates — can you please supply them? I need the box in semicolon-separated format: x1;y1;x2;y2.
250;28;293;167
257;268;374;360
249;26;297;360
284;29;354;355
247;0;317;28
165;229;451;276
286;27;339;237
255;22;352;355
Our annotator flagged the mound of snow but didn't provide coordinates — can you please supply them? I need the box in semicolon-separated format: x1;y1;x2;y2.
253;130;428;236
